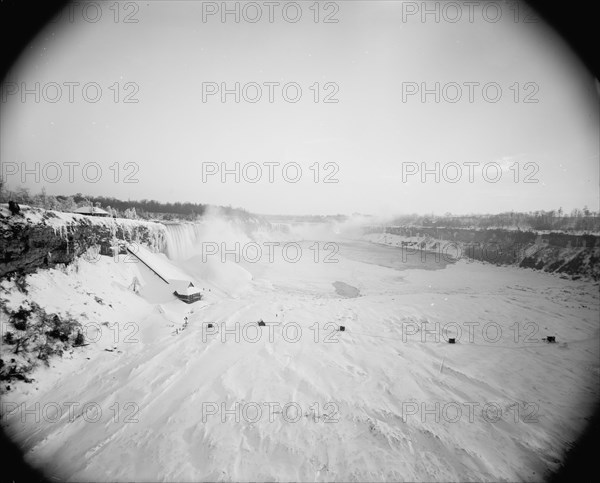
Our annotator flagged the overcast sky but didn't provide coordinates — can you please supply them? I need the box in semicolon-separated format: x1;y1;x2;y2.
1;0;598;216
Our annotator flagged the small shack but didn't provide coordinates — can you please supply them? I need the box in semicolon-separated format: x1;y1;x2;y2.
172;280;203;304
74;206;111;217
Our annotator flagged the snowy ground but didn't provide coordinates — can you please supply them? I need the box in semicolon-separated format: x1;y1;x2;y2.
1;237;599;481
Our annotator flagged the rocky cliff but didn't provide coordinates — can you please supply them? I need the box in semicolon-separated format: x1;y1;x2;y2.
363;226;600;280
0;205;167;278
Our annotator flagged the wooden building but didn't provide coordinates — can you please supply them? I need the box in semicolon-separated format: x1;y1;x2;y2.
172;281;203;304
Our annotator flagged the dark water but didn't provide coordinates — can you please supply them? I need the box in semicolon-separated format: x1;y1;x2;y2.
336;240;455;272
333;281;361;298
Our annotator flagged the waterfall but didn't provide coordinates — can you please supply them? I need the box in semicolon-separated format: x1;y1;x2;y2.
162;218;289;261
162;223;206;260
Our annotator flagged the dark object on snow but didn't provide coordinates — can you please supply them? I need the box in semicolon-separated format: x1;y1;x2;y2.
8;201;20;216
258;320;266;327
448;338;456;344
339;326;345;331
207;323;214;329
74;331;85;346
547;336;556;343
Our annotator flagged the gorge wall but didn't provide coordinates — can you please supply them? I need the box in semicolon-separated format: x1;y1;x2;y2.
0;206;167;278
363;226;600;280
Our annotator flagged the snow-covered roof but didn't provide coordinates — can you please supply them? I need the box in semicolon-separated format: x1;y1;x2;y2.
73;206;110;215
175;285;202;296
170;279;201;296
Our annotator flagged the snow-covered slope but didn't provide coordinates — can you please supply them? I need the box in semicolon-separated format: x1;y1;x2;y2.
1;239;598;481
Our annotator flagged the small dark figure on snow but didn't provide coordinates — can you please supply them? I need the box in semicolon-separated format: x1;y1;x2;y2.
8;200;21;216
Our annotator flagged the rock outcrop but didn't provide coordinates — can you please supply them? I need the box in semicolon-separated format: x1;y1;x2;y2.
0;205;167;278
